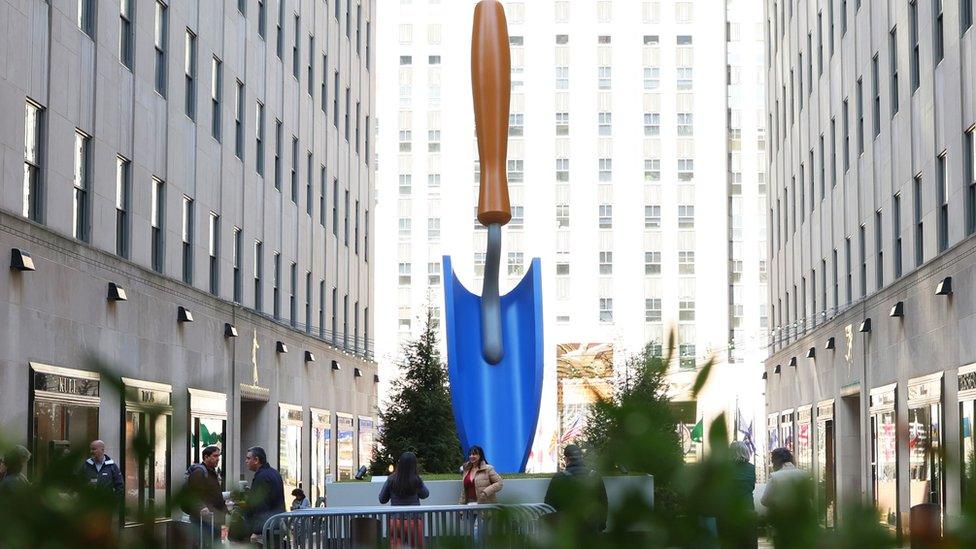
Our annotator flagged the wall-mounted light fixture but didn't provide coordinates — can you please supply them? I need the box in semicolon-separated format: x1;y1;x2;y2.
806;347;816;359
889;301;904;317
276;341;288;354
774;364;782;374
374;374;380;383
354;368;363;378
304;351;316;363
10;248;35;271
331;360;341;371
788;357;797;367
107;283;128;302
936;277;953;296
224;323;239;338
762;372;768;380
825;337;836;350
177;306;194;322
859;318;872;333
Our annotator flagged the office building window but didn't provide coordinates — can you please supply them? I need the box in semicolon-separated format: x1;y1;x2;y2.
843;99;850;170
318;280;325;338
556;112;569;135
935;0;945;63
508;159;524;183
151;179;165;273
235;81;245;159
644;159;660;182
914;175;924;266
677;113;693;136
894;194;903;278
645;251;661;275
233;228;242;302
556;158;569;182
428;217;441;241
185;30;197;120
253;241;263;311
645;205;661;228
598;158;612;182
890;28;899;116
598;204;612;229
645;298;662;322
333;71;340;127
289;263;297;327
120;0;134;68
181;197;194;284
255;102;265;175
332;179;339;235
555;66;569;89
963;0;974;32
856;79;864;154
331;288;338;343
644;113;660;136
292;15;301;80
598;251;613;275
967;128;976;235
937;152;949;252
291;137;299;203
845;237;853;304
428;130;441;151
872;56;881;137
599;298;613;323
678;250;695;274
308;35;315;96
875;211;884;290
677;67;693;90
273;253;281;319
508;252;525;276
859;225;867;297
78;0;95;37
276;0;284;57
23;101;43;222
910;1;920;91
556;204;569;228
307;153;314;215
344;190;350;245
597;112;611;136
258;0;266;38
679;300;695;321
154;1;168;96
344;87;351;141
209;213;219;295
598;66;611;89
678;205;695;228
211;58;222;140
678;158;694;181
274;120;282;190
644;67;660;90
321;55;328;112
305;272;312;332
72;131;91;242
116;157;131;258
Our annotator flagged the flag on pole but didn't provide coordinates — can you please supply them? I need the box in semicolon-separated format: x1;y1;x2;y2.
735;406;756;455
690;419;703;443
559;414;585;444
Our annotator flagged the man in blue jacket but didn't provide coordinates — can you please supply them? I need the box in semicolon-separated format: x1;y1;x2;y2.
243;446;285;537
83;440;123;496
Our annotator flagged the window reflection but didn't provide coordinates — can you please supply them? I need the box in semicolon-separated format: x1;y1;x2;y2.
311;410;332;506
816;401;836;529
795;407;812;470
279;406;303;498
871;387;898;532
123;383;171;524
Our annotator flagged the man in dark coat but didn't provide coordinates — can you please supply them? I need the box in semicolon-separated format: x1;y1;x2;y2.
243;446;285;537
544;444;608;532
183;445;226;546
83;440;123;496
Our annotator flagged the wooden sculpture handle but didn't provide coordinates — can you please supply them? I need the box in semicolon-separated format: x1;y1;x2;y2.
472;0;511;226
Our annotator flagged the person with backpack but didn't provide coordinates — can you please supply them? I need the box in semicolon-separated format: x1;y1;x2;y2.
544;444;608;533
183;445;226;547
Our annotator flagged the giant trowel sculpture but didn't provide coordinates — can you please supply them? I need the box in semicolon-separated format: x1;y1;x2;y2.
442;0;544;474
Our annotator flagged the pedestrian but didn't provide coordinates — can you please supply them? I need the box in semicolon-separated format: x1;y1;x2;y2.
182;445;226;547
380;452;429;547
83;440;124;496
379;452;430;506
290;488;311;511
543;444;608;533
761;447;813;547
459;445;503;504
718;441;758;549
0;448;28;495
242;446;285;540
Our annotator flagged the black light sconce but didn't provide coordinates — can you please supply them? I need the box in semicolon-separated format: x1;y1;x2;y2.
224;323;239;338
762;372;768;380
774;364;782;374
354;368;363;378
806;347;816;359
276;341;288;354
177;306;194;322
936;277;953;296
10;248;35;271
859;318;872;333
373;374;380;383
788;357;797;367
825;337;836;350
107;282;128;302
304;351;316;363
889;301;904;317
331;360;341;371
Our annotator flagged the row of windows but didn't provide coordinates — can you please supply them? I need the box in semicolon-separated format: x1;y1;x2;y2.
398;0;695;26
21;100;371;347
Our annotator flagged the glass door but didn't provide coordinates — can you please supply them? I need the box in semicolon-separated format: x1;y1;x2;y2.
870;384;898;533
279;404;304;499
311;409;332;506
816;400;836;528
907;374;943;536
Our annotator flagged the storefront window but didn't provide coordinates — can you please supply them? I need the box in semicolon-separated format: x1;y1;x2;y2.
29;364;100;477
358;416;375;471
816;401;836;528
907;375;943;535
336;413;355;481
767;413;780;451
779;409;795;452
188;389;227;487
795;406;812;470
870;385;898;532
122;379;172;524
311;409;332;506
279;405;303;498
960;366;976;501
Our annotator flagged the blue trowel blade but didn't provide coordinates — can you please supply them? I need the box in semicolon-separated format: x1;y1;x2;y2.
442;255;544;474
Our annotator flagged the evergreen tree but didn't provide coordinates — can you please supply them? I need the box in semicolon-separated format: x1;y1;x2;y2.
577;336;686;512
371;307;462;474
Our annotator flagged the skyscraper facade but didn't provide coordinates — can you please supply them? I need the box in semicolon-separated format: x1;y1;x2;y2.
376;0;769;471
764;0;976;534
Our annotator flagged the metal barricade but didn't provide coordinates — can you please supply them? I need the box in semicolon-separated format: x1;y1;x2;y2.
262;503;555;548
